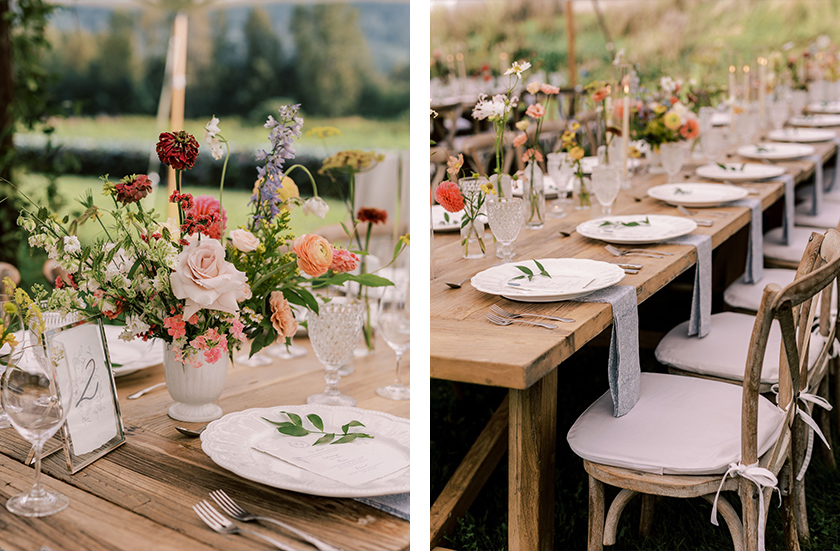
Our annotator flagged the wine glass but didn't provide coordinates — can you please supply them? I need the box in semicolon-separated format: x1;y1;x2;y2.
701;127;725;164
768;99;789;131
486;197;524;263
546;152;573;218
306;299;365;407
659;141;687;183
376;285;410;400
589;165;621;215
2;343;73;516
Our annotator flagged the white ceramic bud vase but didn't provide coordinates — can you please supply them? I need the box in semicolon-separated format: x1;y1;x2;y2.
163;343;227;422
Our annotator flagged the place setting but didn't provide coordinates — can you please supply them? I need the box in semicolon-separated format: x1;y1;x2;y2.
735;142;816;161
788;113;840;127
767;127;837;143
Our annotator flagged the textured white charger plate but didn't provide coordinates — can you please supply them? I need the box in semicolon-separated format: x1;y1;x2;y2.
767;128;837;143
200;405;410;497
647;183;748;207
470;258;624;302
576;214;697;245
789;114;840;127
808;101;840;114
695;162;786;182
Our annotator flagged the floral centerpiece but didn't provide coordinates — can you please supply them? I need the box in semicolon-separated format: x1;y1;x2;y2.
632;77;700;152
513;80;561;229
17;104;393;421
471;60;530;196
434;154;494;259
558;121;590;209
584;80;617;163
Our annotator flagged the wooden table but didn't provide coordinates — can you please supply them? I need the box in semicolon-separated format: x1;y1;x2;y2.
0;336;410;551
430;138;839;550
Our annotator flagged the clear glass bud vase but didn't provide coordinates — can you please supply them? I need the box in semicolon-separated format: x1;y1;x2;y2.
522;161;545;230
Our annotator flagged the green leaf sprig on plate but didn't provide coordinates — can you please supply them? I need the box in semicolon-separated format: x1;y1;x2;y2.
755;145;770;153
673;188;690;195
510;259;551;282
599;216;651;228
263;412;374;445
716;162;746;172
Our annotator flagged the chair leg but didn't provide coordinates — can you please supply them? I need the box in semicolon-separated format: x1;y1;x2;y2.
791;414;811;544
701;494;744;551
588;475;605;551
780;463;801;551
603;488;637;546
638;493;655;539
740;478;761;551
817;376;837;470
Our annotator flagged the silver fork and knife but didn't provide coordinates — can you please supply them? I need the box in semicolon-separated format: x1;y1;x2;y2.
675;205;717;226
489;304;574;323
485;311;557;329
194;489;343;551
604;244;673;258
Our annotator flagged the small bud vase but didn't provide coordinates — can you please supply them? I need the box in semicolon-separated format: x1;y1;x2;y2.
522;161;546;230
163;343;228;422
573;175;591;210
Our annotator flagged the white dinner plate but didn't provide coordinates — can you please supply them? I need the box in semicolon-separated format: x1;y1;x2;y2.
200;405;410;497
647;183;748;207
767;128;837;143
470;258;625;302
512;175;559;198
807;101;840;114
102;325;164;377
695;162;786;182
576;214;697;245
711;112;730;126
789;114;840;127
736;143;816;161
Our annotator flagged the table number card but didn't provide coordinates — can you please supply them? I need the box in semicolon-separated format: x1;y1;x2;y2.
47;317;125;474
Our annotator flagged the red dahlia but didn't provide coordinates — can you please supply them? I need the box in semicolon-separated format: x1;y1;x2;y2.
156;130;199;170
357;207;388;225
115;174;153;204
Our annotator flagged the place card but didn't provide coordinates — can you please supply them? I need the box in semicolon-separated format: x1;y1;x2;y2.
253;435;408;486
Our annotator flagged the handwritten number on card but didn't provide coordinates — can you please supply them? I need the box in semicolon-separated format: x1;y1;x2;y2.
75;358;100;408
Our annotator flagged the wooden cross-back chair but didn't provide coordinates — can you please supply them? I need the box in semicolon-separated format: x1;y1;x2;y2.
568;229;840;551
459;130;516;177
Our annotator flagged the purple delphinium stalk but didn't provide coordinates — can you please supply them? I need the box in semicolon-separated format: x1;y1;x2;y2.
251;104;304;222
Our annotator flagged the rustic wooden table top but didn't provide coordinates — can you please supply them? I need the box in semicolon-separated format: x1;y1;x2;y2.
0;336;410;551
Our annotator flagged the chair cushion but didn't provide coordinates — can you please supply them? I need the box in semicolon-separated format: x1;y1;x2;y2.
764;227;820;263
567;372;785;475
724;269;796;312
655;312;826;385
794;200;840;229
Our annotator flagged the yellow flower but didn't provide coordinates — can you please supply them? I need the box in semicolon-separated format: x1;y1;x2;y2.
569;146;585;161
653;103;667;115
628;146;642;159
515;119;530;131
305;126;342;139
277;177;300;207
570;122;581;132
319;150;384;174
480;182;497;195
3;302;17;315
561;131;574;144
663;111;682;130
400;233;410;246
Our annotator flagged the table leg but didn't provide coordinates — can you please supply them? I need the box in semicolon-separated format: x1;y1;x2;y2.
508;368;558;551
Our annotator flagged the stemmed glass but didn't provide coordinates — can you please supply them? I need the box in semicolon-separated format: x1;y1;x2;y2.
2;343;73;516
659;141;687;183
306;299;365;407
589;165;621;215
376;284;410;400
486;197;524;263
546;152;573;218
769;99;789;131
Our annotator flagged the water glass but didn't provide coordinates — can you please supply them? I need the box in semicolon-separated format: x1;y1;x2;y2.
2;343;73;517
659;141;687;183
701;127;725;164
768;99;789;131
590;165;621;215
486;197;524;263
306;299;365;407
546;152;573;219
376;285;410;401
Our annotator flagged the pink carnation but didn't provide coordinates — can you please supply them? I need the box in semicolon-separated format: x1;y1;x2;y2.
513;132;528;148
330;248;360;273
525;103;546;119
541;83;560;95
186;195;227;239
434;181;465;213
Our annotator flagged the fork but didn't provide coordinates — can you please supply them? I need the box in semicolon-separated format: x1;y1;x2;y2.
604;244;672;258
210;490;343;551
490;304;574;323
485;312;557;329
675;205;714;226
193;500;301;551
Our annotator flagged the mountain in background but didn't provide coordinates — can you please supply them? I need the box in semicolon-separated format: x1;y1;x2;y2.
48;2;409;73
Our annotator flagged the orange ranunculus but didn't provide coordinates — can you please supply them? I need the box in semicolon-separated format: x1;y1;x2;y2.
269;291;297;338
513;132;528;148
680;118;700;139
434;181;465;212
292;234;333;277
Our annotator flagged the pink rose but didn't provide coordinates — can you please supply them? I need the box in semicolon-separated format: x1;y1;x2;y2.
292;234;334;277
170;238;250;319
229;229;259;252
330;248;360;273
269;291;298;338
525;103;546;119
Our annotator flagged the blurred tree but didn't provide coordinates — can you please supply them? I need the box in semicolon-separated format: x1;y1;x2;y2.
88;11;139;114
291;4;373;116
238;7;287;115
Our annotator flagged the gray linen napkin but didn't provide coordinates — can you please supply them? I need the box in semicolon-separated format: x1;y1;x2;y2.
806;154;824;216
780;173;795;245
355;493;410;520
571;285;640;417
665;234;712;338
730;197;764;284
